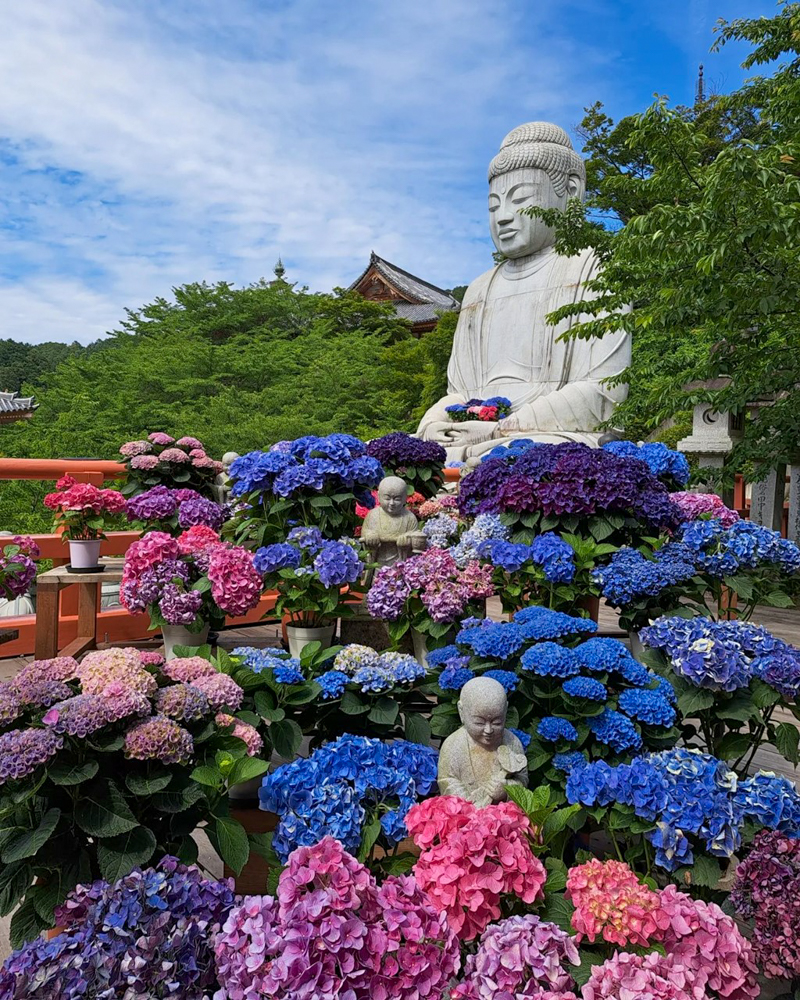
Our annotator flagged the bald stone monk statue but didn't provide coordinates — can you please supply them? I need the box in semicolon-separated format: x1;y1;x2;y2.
438;676;528;807
417;122;631;462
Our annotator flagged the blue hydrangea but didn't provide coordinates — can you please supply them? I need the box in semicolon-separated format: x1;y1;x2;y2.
232;646;291;670
352;665;394;694
537;717;578;742
574;638;643;679
736;771;800;834
562;676;607;701
426;644;461;667
378;651;425;685
439;664;474;691
451;514;509;566
253;542;301;574
553;751;587;774
423;514;460;548
520;641;580;677
512;605;597;640
648;672;677;705
316;670;349;700
594;544;697;606
753;645;800;700
617;687;676;727
529;533;576;583
334;644;380;674
286;526;325;553
679;518;800;577
602;440;690;486
261;734;438;860
313;540;363;587
483;669;518;692
273;660;304;685
458;621;526;660
510;727;532;749
479;539;532;572
589;708;642;753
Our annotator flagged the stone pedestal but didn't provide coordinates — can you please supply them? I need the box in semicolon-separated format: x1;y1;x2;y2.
787;464;800;543
750;464;786;532
677;401;743;508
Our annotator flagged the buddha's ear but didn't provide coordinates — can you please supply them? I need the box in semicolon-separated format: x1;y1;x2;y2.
566;172;584;199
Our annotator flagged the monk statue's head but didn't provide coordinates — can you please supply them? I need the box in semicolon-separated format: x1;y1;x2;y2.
377;475;410;517
458;675;508;751
487;122;586;259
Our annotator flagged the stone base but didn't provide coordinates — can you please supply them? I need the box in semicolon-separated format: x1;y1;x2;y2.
340;608;414;653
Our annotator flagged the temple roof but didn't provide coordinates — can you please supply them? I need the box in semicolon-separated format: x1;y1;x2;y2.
0;391;38;422
348;252;460;311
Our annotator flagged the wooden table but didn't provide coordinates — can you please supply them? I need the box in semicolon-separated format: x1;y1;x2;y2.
35;559;125;661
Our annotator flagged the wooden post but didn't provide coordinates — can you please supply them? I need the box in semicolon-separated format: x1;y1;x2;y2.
34;581;60;660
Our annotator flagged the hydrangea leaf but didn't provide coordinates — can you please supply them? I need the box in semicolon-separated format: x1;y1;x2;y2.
47;757;99;786
229;757;269;787
9;898;45;949
689;855;722;889
367;697;399;727
1;808;61;863
572;949;605;988
97;826;157;882
125;770;175;796
213;816;249;876
0;862;32;917
404;712;431;746
715;732;751;761
75;782;138;837
676;688;715;716
270;719;303;759
775;722;800;765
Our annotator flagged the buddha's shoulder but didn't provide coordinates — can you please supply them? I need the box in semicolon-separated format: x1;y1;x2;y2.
439;726;468;753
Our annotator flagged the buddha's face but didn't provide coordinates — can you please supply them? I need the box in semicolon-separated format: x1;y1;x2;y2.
378;481;408;516
459;692;507;751
488;167;579;258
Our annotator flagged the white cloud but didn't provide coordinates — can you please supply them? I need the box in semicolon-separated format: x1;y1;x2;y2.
0;0;775;343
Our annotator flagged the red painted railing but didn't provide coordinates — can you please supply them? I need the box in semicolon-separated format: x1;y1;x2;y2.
0;458;276;658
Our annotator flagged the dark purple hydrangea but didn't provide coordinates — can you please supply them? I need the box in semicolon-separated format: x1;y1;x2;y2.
126;485;178;521
0;728;63;783
122;559;192;612
154;683;210;721
0;857;235;999
366;432;446;467
158;583;203;625
177;494;226;531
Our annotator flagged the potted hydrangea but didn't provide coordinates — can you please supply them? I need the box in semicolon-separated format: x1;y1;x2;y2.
119;432;224;498
125;484;228;535
366;432;447;499
43;475;127;570
228;433;384;546
253;526;367;656
120;525;263;657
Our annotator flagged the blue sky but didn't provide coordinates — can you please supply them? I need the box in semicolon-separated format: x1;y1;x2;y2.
0;0;778;344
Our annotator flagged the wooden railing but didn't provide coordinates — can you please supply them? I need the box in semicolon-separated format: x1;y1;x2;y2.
0;458;276;658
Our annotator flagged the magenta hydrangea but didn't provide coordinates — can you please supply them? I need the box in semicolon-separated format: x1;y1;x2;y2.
0;728;63;784
191;673;244;711
124;715;194;764
156;683;210;721
207;545;263;618
583;951;697;1000
148;432;175;445
213;836;460;1000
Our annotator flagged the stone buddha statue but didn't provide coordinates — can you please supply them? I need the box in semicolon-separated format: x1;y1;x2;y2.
361;476;419;569
437;676;528;807
417;122;630;462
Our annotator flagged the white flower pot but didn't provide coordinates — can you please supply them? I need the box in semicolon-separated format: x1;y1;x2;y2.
286;624;335;658
228;775;264;802
162;622;210;660
68;539;102;569
411;628;428;666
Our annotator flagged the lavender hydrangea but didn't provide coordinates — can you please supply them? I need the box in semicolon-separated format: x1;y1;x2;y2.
42;694;113;737
0;728;63;783
124;715;194;764
158;583;203;625
11;676;73;709
154;683;210;721
0;683;22;725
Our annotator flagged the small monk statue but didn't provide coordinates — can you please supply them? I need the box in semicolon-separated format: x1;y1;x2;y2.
361;476;418;569
438;676;528;807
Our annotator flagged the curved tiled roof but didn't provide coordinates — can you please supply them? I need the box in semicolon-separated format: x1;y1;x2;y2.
349;252;459;310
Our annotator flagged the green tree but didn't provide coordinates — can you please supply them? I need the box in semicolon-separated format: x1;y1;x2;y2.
538;2;800;475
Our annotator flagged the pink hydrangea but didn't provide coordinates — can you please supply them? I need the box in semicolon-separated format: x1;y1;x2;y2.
213;837;459;1000
159;448;190;464
658;885;758;1000
148;432;175;445
138;650;165;667
177;525;220;558
583;951;699;1000
453;914;580;1000
130;454;159;471
403;795;475;849
566;859;668;948
193;456;224;472
162;655;218;683
77;648;157;697
406;798;546;940
119;440;153;457
176;436;204;450
122;531;180;584
14;656;78;685
216;712;263;756
207;545;263;617
124;715;193;764
189;448;207;459
191;673;244;711
670;491;740;528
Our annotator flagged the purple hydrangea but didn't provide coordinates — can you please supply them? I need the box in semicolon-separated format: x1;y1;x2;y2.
366;432;446;467
177;494;226;530
313;540;363;587
124;715;194;764
126;485;178;521
42;694;112;737
154;683;210;721
0;728;63;783
12;677;73;709
0;683;23;725
158;583;203;625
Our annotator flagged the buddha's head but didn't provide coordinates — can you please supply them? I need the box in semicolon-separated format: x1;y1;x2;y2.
377;475;410;517
488;122;586;259
458;676;508;751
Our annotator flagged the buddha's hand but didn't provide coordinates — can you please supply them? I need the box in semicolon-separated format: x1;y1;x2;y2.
362;536;380;550
496;411;520;434
422;421;497;446
396;533;412;549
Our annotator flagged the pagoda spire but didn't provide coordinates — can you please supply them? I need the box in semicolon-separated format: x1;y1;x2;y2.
695;64;705;105
273;257;286;281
